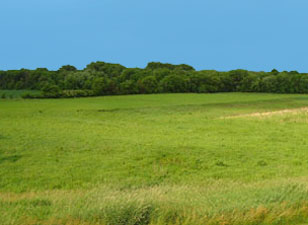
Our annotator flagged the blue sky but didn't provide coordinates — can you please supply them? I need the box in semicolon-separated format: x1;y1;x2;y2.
0;0;307;71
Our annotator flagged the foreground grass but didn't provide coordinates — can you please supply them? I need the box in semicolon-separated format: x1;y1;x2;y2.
2;179;308;225
1;93;308;224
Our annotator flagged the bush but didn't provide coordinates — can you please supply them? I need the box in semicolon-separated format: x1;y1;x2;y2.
61;90;95;98
0;93;6;99
21;92;43;99
41;84;61;98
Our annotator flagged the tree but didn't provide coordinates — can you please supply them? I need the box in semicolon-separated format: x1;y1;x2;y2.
146;62;195;71
270;69;279;75
92;77;110;95
91;77;118;95
189;71;220;93
259;75;277;92
299;75;308;93
119;80;138;94
63;72;91;90
86;61;125;78
1;60;308;97
159;75;189;93
228;69;249;91
138;76;158;94
237;73;259;92
58;65;77;72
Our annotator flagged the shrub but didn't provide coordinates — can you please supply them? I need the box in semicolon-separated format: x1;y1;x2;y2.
21;92;43;99
0;93;6;99
61;90;95;98
41;84;61;98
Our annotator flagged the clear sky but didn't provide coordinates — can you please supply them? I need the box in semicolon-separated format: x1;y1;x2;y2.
0;0;307;71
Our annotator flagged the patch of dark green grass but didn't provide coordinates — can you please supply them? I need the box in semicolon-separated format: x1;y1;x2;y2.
0;155;22;164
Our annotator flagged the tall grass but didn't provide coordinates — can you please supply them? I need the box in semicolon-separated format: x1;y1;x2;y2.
2;179;308;224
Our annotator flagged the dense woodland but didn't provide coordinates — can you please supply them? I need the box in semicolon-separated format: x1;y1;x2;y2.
1;61;308;98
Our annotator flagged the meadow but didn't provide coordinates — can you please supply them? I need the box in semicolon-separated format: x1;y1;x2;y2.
1;92;308;224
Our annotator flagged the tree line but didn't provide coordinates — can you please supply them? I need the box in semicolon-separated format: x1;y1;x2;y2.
1;61;308;98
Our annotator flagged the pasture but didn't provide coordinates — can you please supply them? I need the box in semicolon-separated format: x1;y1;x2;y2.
1;93;308;224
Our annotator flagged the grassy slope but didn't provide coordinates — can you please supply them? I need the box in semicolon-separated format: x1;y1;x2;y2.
1;93;308;224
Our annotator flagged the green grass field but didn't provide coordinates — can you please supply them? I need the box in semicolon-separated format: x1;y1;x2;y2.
1;93;308;225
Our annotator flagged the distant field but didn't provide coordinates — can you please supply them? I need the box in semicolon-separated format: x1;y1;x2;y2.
0;90;41;98
2;93;308;224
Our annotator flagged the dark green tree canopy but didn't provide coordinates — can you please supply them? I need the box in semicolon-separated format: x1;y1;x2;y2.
1;61;308;98
59;65;77;72
86;61;126;78
146;62;195;71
